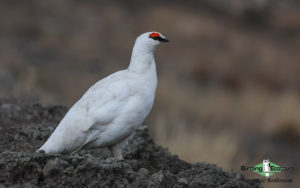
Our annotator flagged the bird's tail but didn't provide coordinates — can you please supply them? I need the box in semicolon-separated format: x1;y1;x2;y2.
36;148;46;153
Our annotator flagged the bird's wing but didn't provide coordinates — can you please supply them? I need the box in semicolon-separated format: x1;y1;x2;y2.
77;71;132;131
70;122;107;155
64;69;133;132
57;70;134;153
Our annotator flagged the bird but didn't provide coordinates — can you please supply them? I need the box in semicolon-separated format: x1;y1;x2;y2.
37;32;169;160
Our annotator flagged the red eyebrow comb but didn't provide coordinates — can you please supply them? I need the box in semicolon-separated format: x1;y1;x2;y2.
149;32;160;38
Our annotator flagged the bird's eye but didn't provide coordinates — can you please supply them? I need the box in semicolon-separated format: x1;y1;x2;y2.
149;32;169;42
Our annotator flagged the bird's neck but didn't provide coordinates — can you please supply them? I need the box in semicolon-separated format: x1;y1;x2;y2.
128;43;156;74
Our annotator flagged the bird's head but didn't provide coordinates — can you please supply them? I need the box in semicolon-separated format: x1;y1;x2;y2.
134;32;169;52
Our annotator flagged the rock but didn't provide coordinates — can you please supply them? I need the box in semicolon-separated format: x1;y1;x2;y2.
0;99;260;187
178;178;188;185
138;168;149;177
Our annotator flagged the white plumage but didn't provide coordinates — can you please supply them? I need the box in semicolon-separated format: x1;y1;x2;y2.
37;32;169;159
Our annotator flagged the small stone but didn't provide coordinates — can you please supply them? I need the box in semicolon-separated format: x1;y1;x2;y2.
178;178;188;185
139;168;149;177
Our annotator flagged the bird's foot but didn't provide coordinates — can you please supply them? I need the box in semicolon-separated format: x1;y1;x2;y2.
111;148;124;161
115;154;124;161
110;135;131;161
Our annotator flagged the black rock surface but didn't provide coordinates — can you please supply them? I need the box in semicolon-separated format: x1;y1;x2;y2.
0;99;261;188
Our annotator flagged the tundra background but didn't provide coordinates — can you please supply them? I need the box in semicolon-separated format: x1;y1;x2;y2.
0;0;299;187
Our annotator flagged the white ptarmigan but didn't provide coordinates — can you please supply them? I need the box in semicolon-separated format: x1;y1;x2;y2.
37;32;169;160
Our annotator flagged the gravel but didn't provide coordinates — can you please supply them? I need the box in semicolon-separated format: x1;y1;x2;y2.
0;99;261;188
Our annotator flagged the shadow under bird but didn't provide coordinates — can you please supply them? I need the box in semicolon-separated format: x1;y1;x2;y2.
37;32;169;160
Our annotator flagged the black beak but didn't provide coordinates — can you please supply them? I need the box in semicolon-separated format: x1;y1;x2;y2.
151;36;169;42
160;38;169;42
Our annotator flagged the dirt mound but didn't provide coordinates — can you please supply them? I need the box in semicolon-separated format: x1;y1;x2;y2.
0;99;260;187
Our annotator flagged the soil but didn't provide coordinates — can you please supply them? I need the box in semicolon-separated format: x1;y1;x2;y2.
0;99;260;188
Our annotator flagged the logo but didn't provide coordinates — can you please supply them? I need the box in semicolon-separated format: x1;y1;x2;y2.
241;159;289;177
241;159;294;184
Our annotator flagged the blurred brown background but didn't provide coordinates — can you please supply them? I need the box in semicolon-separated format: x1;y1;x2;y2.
0;0;299;187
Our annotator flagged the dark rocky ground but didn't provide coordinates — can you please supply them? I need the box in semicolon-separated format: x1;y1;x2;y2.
0;99;260;188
